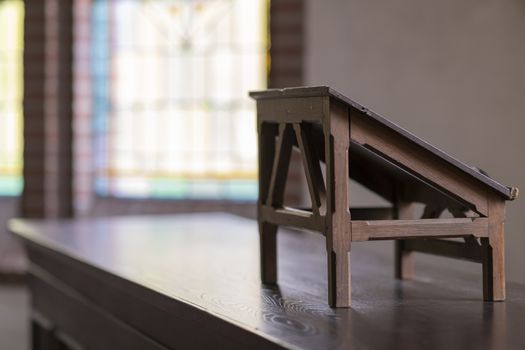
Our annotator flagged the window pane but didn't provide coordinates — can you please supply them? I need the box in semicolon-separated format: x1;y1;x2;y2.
0;0;23;196
93;0;268;200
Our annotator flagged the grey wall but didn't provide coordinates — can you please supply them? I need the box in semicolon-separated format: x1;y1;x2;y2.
305;0;525;283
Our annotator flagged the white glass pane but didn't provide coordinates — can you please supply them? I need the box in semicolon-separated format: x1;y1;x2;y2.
95;0;267;199
0;0;23;196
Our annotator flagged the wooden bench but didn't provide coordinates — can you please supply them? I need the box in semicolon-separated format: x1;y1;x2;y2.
250;86;518;307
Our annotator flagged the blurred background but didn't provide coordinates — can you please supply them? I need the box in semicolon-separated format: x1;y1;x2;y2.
0;0;524;347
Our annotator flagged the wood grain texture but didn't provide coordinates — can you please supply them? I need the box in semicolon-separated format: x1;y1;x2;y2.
9;214;525;350
312;129;474;212
324;100;351;307
260;206;324;232
256;97;325;124
351;218;489;241
250;86;517;200
350;113;490;215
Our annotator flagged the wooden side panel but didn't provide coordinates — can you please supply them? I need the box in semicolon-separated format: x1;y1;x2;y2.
257;98;330;287
350;113;489;216
30;269;168;350
257;97;325;123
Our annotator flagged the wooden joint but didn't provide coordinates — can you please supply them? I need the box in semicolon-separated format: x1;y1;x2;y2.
257;97;326;124
260;205;325;233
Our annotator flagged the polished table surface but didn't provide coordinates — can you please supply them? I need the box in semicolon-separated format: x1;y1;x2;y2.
9;213;525;349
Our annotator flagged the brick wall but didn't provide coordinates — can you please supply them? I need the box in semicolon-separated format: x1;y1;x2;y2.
72;0;94;217
21;0;74;218
269;0;304;88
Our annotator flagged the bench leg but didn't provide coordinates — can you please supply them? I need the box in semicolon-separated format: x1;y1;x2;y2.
259;221;278;284
327;248;351;307
482;199;505;301
482;234;505;301
394;202;416;279
395;240;414;280
325;100;351;308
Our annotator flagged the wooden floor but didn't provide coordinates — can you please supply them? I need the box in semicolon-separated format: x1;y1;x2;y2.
10;213;525;349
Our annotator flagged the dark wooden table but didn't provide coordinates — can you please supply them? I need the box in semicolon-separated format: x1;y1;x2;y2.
9;213;525;350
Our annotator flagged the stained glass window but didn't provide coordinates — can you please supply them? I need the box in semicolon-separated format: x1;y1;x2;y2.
92;0;268;200
0;0;23;196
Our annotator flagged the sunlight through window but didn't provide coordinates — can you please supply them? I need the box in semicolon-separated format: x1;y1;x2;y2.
0;0;23;196
93;0;268;200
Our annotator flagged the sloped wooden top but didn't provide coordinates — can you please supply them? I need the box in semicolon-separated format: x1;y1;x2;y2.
250;86;518;201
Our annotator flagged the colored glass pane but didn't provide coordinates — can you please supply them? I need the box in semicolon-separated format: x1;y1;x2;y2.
93;0;268;200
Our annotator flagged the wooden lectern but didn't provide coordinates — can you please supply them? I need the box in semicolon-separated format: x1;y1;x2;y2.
250;86;518;308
